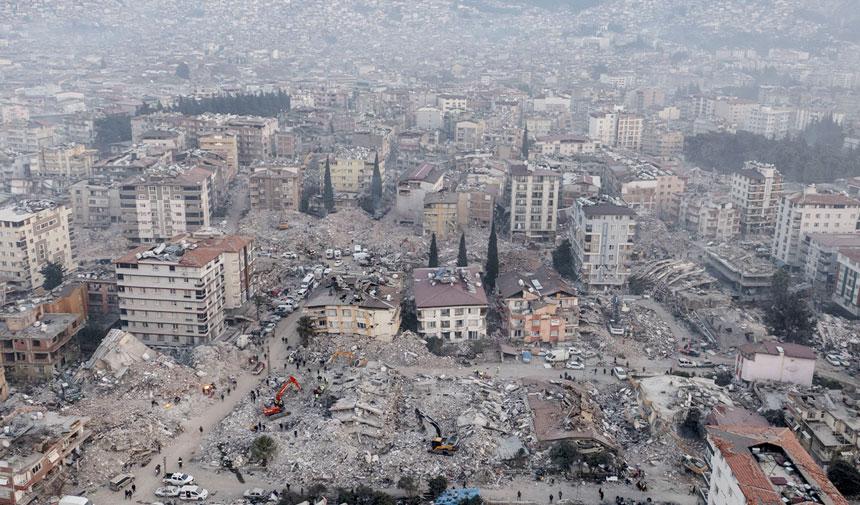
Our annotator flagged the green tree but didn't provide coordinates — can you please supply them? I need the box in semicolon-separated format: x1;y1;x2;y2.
549;441;579;471
428;475;448;499
457;233;468;267
175;61;191;79
250;435;276;465
484;222;499;291
94;114;132;151
323;157;335;213
522;124;529;158
763;409;787;427
296;315;315;347
828;461;860;497
397;476;418;497
428;233;439;268
39;261;64;290
765;268;815;345
552;239;576;280
400;298;418;332
371;152;383;206
76;325;106;356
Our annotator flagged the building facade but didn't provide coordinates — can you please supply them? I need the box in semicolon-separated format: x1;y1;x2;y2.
497;267;579;343
735;341;816;387
509;164;560;242
395;164;444;226
249;166;301;212
69;180;122;229
0;202;74;290
570;201;636;287
303;275;402;341
113;233;254;347
729;161;784;234
414;267;488;342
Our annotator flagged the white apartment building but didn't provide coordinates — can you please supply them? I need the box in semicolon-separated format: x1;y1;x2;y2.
772;187;860;268
535;135;598;156
120;166;213;244
415;107;443;130
570;200;637;287
113;233;254;347
436;94;467;114
743;106;793;139
30;144;98;178
455;120;484;151
729;161;784;234
0;201;74;290
833;249;860;317
616;114;644;150
0;120;54;152
713;98;757;126
395;163;444;226
509;163;560;242
414;267;488;342
70;179;122;229
588;112;617;146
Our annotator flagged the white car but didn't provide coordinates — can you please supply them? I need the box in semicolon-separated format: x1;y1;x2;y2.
584;350;597;359
162;473;194;486
178;486;208;501
567;347;583;356
155;486;181;497
565;361;585;370
612;367;628;380
826;354;844;366
334;259;344;267
244;488;269;502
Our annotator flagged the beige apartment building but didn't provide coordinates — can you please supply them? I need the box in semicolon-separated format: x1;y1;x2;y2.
303;274;402;341
772;188;860;268
616;114;644;150
198;132;239;173
535;135;598;156
510;163;560;242
729;161;785;234
1;120;54;152
675;194;741;239
414;267;488;342
0;201;74;290
69;179;122;229
321;147;385;194
113;232;254;347
641;128;684;159
120;167;213;244
30;144;98;177
249;165;301;212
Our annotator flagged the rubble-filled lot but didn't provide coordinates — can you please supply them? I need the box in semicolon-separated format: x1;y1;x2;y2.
203;331;536;488
60;342;252;491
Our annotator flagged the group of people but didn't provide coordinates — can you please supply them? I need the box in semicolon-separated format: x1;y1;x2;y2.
122;484;136;499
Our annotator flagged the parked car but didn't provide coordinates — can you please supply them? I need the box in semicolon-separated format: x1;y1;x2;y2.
334;259;344;267
567;347;583;356
244;488;270;503
177;485;208;501
680;345;701;357
677;357;696;368
611;367;628;380
162;473;194;486
565;361;585;370
697;358;715;368
155;486;181;497
826;354;844;366
583;350;597;359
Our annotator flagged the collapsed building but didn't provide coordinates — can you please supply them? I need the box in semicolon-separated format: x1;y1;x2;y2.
496;266;579;343
0;410;89;505
631;375;733;433
706;242;775;301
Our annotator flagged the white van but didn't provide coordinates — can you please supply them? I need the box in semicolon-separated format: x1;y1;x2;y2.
59;497;94;505
677;357;696;368
300;273;314;290
325;249;334;259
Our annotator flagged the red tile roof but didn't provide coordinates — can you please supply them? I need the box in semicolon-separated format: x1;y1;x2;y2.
413;267;488;308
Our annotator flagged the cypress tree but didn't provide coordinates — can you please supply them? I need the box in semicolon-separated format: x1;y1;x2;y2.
485;222;499;290
323;157;335;212
457;233;468;267
522;124;529;158
371;152;382;208
428;233;439;268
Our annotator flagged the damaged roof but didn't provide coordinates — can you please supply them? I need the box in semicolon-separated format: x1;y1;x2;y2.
413;267;488;308
496;266;576;299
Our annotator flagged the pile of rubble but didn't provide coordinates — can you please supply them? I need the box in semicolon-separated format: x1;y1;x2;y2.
60;336;251;491
74;222;130;260
203;335;535;489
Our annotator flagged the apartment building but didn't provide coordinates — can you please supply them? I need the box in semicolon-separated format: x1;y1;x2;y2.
353;127;393;162
321;147;385;195
249;165;301;212
455;120;484;151
119;166;213;244
785;390;860;471
587;112;617;146
0;120;54;152
113;233;254;347
436;94;467;113
833;249;860;317
525;117;552;139
534;135;598;156
799;233;860;290
497;266;579;343
772;188;860;268
705;425;849;505
0;201;74;291
414;267;488;342
303;273;402;342
569;200;637;287
82;267;120;319
713;98;757;125
617;168;685;214
729;161;784;234
509;163;560;243
395;163;444;226
30;144;98;177
743;106;793;140
641;128;684;159
735;341;816;387
198;132;239;173
0;411;89;505
676;194;741;239
415;107;443;130
226;117;277;165
423;192;465;239
615;114;644;150
69;179;122;229
274;131;300;159
625;88;665;112
139;129;186;152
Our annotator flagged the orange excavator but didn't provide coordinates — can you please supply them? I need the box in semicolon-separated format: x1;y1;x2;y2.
329;350;354;366
262;376;301;416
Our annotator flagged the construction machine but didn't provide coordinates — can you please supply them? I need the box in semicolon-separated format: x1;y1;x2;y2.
329;350;354;366
415;408;459;455
262;376;301;416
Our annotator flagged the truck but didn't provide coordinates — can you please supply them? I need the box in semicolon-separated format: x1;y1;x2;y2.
544;349;570;362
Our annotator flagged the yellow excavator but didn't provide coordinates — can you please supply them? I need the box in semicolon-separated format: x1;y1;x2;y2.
415;408;459;455
329;350;354;366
